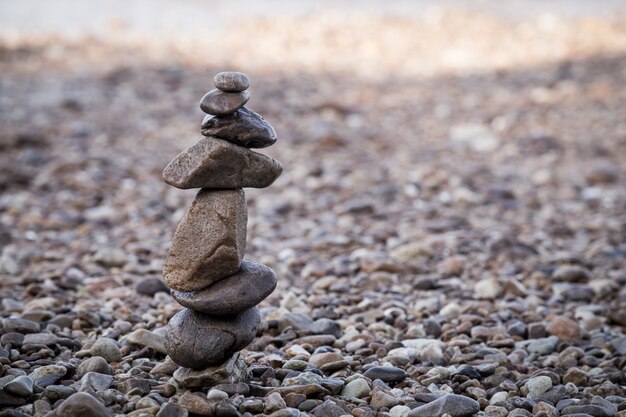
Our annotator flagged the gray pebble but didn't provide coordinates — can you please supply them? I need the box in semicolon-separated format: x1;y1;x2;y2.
200;89;250;116
165;307;260;369
214;71;249;92
171;260;277;315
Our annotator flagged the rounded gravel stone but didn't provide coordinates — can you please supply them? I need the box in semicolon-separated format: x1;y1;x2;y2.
214;71;250;92
200;89;250;116
165;307;260;369
171;261;277;315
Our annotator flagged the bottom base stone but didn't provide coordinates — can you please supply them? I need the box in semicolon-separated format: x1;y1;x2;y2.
173;353;248;388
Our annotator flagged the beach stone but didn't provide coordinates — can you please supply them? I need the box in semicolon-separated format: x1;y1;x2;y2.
214;71;249;92
171;261;277;315
55;392;112;417
526;376;553;399
309;352;344;368
77;356;111;376
126;329;167;354
407;394;480;417
22;332;58;346
474;278;502;299
340;378;370;398
389;405;412;417
78;372;113;392
135;277;170;296
89;338;122;363
207;388;229;400
2;318;39;334
201;107;277;148
3;375;33;397
370;389;400;408
163;189;247;292
561;405;613;417
156;403;188;417
178;392;215;416
163;137;282;190
174;353;247;388
311;400;346;417
42;385;75;401
264;392;287;413
29;365;67;387
200;88;250;116
552;265;590;282
546;317;581;342
527;336;558;355
363;366;408;383
166;308;260;369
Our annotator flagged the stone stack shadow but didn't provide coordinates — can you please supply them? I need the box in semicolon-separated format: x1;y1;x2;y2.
161;72;282;387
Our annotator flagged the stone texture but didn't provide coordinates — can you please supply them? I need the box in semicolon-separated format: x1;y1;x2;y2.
201;107;278;148
165;307;260;369
546;317;582;342
200;89;250;116
162;138;283;189
407;394;480;417
125;329;167;354
171;260;277;315
363;366;408;383
163;189;247;292
54;392;112;417
173;353;248;388
214;71;249;92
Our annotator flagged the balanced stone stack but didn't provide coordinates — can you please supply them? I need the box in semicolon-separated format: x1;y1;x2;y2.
162;72;282;385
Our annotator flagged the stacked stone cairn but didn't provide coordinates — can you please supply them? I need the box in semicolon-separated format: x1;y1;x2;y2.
162;71;282;387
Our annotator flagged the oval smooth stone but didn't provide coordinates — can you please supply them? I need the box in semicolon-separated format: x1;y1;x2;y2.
200;89;250;116
165;307;260;369
171;261;277;315
214;71;250;92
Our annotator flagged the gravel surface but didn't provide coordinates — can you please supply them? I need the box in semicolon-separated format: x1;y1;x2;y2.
1;7;626;417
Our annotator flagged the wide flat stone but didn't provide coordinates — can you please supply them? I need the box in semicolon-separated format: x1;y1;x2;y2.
162;137;283;189
171;260;277;315
163;189;247;292
165;307;260;369
201;107;277;148
200;89;250;116
214;72;249;92
173;352;248;388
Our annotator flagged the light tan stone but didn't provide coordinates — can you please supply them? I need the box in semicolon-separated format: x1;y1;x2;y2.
162;137;282;189
163;189;247;292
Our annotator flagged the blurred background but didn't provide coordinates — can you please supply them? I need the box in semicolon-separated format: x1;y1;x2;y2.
0;0;625;308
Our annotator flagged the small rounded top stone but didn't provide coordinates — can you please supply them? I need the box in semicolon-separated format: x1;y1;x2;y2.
214;71;250;92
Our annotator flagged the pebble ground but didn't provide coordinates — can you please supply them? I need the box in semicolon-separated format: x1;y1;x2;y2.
0;7;625;417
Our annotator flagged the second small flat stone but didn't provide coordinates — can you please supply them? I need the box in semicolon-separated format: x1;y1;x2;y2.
162;137;283;189
171;260;277;315
200;89;250;116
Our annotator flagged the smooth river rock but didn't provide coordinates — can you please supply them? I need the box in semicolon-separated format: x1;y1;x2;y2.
407;394;480;417
173;352;248;388
165;307;260;369
162;137;283;189
171;260;277;315
214;71;249;92
163;189;247;292
201;107;278;148
200;89;250;116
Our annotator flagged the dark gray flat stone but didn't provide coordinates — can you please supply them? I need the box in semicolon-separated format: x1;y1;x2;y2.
171;260;277;315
